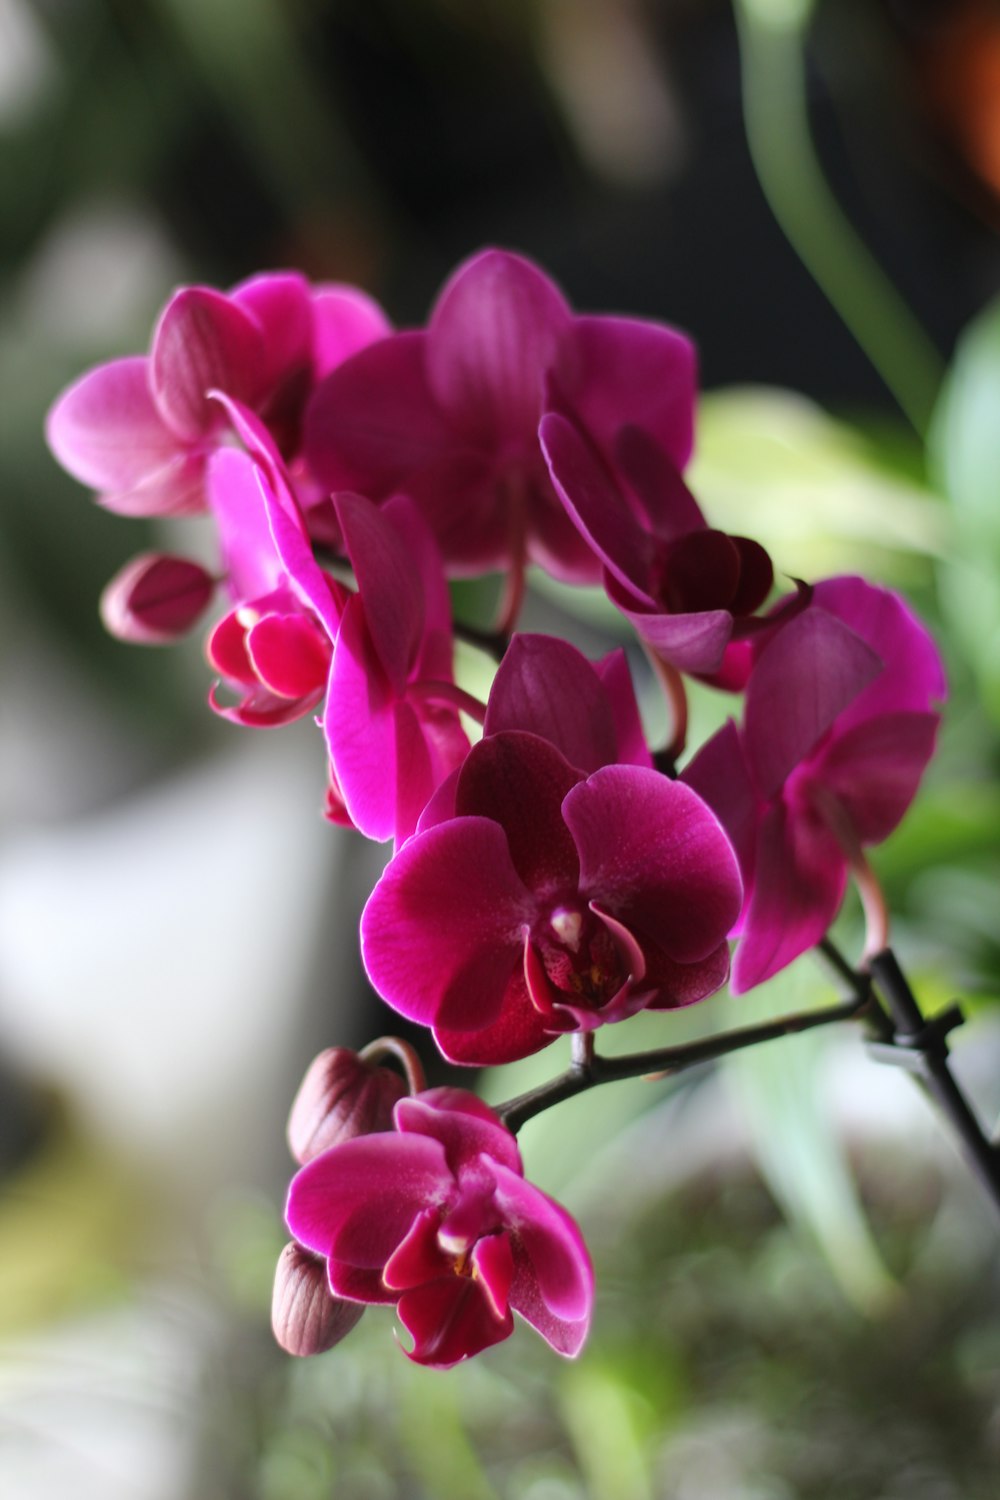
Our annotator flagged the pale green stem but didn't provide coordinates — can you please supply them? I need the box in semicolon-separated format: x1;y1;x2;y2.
733;0;944;436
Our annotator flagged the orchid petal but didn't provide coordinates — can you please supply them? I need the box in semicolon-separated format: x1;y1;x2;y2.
640;939;732;1009
812;710;940;845
484;635;618;774
209;680;320;728
394;447;509;574
311;284;392;376
562;767;743;964
731;800;847;994
151;286;265;440
455;732;582;895
336;492;423;689
246;613;330;698
813;576;947;727
744;606;883;800
492;1162;594;1354
207;610;258;685
558;314;696;470
398;1274;513;1368
383;1209;452;1291
472;1231;515;1321
396;1088;523;1175
539;411;652;593
681;719;759;892
612;589;734;674
46;356;180;495
611;423;705;537
99;450;208;518
360;816;535;1032
381;494;454;681
286;1132;449;1265
207;448;286;600
324;596;398;843
304;330;453;495
391;697;437;850
230;270;312;396
427;249;571;442
433;973;554;1066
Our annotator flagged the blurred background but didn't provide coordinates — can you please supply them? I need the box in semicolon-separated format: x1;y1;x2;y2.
4;0;1000;1495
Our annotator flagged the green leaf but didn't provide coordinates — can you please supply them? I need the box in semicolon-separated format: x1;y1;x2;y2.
691;386;948;581
930;296;1000;724
722;959;896;1313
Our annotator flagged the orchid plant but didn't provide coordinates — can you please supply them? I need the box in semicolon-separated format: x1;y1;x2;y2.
49;247;982;1372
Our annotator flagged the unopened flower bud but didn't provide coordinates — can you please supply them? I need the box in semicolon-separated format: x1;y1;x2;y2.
100;552;215;644
271;1241;364;1356
287;1047;406;1164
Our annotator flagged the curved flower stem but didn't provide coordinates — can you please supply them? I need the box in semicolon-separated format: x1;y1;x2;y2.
644;647;688;759
733;0;944;436
409;679;488;724
359;1036;427;1095
496;981;869;1135
852;850;890;966
496;935;1000;1220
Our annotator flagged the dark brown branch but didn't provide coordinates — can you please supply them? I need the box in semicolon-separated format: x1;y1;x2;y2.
494;935;1000;1224
495;985;869;1135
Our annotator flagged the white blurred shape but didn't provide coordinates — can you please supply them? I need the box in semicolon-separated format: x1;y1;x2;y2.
0;0;56;128
0;732;339;1190
540;0;682;187
0;1295;213;1500
22;201;182;348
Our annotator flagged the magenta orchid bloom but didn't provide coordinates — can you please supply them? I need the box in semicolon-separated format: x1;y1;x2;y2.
683;576;947;993
415;632;652;833
361;731;742;1065
46;271;389;518
303;249;695;604
285;1087;594;1368
540;413;773;676
323;492;473;847
205;432;348;728
483;633;652;773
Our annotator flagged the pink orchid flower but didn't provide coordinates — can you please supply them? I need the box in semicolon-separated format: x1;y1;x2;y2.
361;731;742;1065
285;1087;594;1368
323;492;473;848
683;576;947;993
540;414;773;676
415;632;652;834
46;271;389;518
204;420;348;728
303;248;695;618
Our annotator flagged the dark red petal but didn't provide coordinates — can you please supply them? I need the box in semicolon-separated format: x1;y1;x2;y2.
484;635;618;775
427;248;571;443
455;731;582;896
395;1089;521;1175
397;1275;514;1368
304;331;453;495
562;767;743;964
744;606;883;801
151;287;265;440
361;816;535;1032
